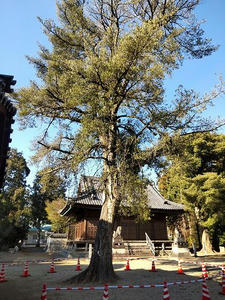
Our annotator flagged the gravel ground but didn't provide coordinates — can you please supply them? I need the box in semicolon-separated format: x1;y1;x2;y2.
0;249;225;300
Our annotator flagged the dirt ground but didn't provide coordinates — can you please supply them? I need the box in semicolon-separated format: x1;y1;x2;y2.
0;249;225;300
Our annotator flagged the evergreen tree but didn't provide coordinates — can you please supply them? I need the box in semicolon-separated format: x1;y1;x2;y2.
0;149;30;249
29;170;66;246
14;0;224;281
158;133;225;250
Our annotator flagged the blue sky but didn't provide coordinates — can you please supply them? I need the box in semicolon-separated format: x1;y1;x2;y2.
1;0;225;185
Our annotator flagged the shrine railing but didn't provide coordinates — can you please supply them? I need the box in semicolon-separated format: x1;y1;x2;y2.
145;232;155;256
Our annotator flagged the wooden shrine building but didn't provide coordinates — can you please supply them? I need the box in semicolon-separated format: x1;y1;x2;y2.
61;176;184;254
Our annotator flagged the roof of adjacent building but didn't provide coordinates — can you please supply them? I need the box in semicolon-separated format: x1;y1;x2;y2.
60;175;183;216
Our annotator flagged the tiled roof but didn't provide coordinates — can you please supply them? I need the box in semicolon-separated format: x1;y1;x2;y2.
61;176;183;215
74;191;103;206
146;185;183;211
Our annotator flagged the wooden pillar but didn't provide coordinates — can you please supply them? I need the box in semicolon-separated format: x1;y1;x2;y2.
84;219;87;240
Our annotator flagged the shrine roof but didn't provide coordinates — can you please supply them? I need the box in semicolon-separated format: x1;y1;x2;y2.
60;176;183;216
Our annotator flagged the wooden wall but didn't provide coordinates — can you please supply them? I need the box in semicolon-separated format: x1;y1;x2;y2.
120;215;167;240
68;211;168;241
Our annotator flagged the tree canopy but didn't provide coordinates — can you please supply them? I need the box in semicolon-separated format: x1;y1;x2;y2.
0;149;30;249
13;0;225;282
29;170;66;246
158;133;225;250
15;0;223;177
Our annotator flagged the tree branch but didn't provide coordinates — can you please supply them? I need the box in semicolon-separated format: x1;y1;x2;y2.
37;141;72;155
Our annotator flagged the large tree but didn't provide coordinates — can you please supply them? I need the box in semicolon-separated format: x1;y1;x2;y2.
158;133;225;251
0;149;30;249
14;0;224;282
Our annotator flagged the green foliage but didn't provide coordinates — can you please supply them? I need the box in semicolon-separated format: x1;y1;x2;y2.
118;171;150;221
184;173;225;229
45;198;70;232
0;149;30;249
158;133;225;247
29;171;66;225
29;170;66;245
13;1;224;225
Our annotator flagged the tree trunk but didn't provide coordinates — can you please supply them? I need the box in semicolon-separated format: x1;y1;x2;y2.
36;223;41;247
69;218;118;283
69;165;119;283
69;123;120;283
212;225;220;252
69;195;118;283
195;221;202;249
36;228;41;247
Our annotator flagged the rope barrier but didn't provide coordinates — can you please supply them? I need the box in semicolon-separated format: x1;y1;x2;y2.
45;272;221;291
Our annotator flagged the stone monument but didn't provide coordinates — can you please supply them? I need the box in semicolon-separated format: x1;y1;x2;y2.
171;227;191;258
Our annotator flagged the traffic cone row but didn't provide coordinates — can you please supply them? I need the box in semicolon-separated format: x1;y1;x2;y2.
124;258;130;271
102;283;109;299
201;263;208;279
149;260;157;272
75;257;81;271
0;263;7;282
177;260;185;275
163;281;170;300
219;267;225;295
21;261;31;277
41;283;47;300
202;278;211;300
38;279;217;300
48;259;56;273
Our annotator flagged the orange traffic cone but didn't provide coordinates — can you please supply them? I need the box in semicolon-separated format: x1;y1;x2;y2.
41;283;47;300
177;260;184;275
162;281;170;300
202;278;211;300
219;267;225;295
21;261;31;277
125;258;131;271
201;263;208;279
0;263;7;282
48;259;56;273
75;257;81;271
149;260;157;272
102;283;109;299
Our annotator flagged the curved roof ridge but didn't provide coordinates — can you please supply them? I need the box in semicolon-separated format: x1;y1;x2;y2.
147;184;183;211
